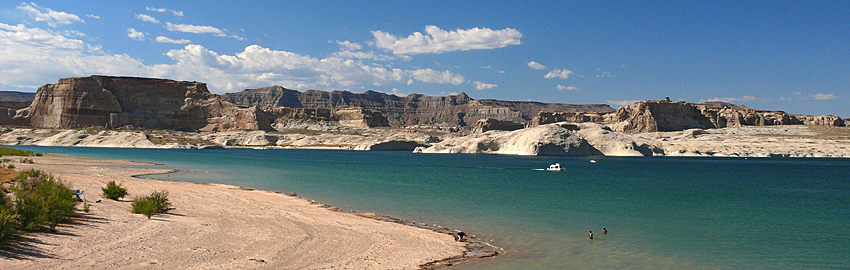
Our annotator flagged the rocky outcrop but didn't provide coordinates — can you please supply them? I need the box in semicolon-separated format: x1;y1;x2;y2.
794;114;846;127
607;99;845;133
471;118;525;133
263;107;388;130
14;76;267;132
222;86;615;127
415;122;661;156
528;111;609;127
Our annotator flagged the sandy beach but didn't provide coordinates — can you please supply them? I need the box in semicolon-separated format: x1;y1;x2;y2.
0;156;466;269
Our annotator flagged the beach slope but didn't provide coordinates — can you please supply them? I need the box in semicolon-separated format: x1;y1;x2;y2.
1;156;464;269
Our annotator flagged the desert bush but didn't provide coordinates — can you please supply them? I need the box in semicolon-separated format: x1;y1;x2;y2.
0;193;16;242
102;181;128;200
131;190;172;219
6;164;14;169
12;170;78;231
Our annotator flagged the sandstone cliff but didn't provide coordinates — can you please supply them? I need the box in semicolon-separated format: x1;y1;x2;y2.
7;76;391;132
222;86;615;127
531;99;846;133
13;76;267;132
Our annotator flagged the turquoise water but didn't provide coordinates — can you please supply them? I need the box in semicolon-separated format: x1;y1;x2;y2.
11;146;850;269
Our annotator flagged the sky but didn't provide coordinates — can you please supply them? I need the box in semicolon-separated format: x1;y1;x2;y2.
1;1;848;117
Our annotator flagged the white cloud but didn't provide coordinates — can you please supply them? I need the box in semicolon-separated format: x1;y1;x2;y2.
165;22;224;35
410;69;465;85
556;85;578;91
544;69;573;79
86;14;100;19
1;23;468;93
136;14;160;24
811;93;838;100
127;28;145;40
155;36;190;44
702;96;758;103
607;100;641;106
372;25;522;55
0;23;145;89
335;40;362;51
527;61;546;70
596;71;612;77
473;81;497;90
146;7;183;17
17;3;84;27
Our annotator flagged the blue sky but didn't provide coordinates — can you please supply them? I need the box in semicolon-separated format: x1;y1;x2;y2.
1;1;848;117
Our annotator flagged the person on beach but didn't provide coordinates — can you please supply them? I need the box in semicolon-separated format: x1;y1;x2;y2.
588;230;594;239
602;228;607;234
454;231;466;242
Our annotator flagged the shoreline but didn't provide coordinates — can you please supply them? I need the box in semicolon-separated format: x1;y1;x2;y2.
134;168;501;268
2;155;497;269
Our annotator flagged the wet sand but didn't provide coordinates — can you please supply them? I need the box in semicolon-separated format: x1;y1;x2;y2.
0;156;476;269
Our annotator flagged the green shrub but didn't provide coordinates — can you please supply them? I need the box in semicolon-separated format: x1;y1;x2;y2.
0;194;16;242
12;170;78;231
6;164;14;169
131;190;172;219
0;207;16;243
102;181;128;200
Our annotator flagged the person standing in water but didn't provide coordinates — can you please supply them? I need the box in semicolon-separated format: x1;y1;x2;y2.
588;230;594;239
603;228;607;234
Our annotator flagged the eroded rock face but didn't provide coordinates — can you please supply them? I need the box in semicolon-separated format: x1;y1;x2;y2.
17;76;266;131
222;86;615;127
607;99;846;133
415;122;661;156
472;118;525;133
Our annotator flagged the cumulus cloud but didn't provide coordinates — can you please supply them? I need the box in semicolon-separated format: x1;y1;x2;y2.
127;28;145;40
372;25;522;55
544;69;573;79
165;22;224;35
527;61;546;70
607;100;641;106
17;3;84;27
146;7;183;17
136;14;160;24
155;36;190;44
473;81;497;90
811;93;838;100
0;23;468;93
410;69;465;85
556;85;577;91
0;23;145;89
335;40;362;51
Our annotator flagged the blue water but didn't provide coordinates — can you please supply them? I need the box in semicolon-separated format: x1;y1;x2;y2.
11;146;850;269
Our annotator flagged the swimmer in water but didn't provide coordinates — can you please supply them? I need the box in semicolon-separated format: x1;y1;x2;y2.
603;228;607;234
588;230;594;239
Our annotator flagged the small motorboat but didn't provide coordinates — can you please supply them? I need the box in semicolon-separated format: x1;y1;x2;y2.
546;163;564;171
590;159;597;163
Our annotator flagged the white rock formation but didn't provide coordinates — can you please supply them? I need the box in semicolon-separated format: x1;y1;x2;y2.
415;122;661;156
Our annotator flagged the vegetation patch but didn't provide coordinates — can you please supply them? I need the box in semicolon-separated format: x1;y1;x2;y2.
131;190;172;219
102;181;128;200
0;146;42;157
10;169;78;232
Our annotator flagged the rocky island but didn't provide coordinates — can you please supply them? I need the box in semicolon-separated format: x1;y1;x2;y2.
1;75;848;158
